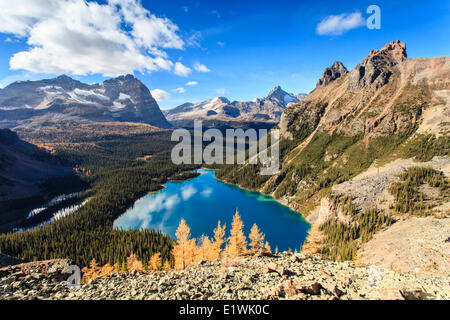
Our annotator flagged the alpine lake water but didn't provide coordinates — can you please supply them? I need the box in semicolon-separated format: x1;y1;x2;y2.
114;170;310;252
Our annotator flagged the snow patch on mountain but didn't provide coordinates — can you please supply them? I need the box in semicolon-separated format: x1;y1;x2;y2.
165;87;307;123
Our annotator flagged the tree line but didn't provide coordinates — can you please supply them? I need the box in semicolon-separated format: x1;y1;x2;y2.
79;210;270;283
0;133;199;267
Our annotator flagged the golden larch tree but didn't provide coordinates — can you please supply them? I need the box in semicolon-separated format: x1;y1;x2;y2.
212;220;226;260
195;235;215;263
162;260;171;270
81;259;100;283
264;241;272;254
99;263;115;277
127;253;144;271
249;223;265;253
225;210;247;258
172;218;196;269
148;252;162;270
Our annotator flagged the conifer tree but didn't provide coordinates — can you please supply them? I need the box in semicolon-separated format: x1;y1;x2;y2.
81;258;101;283
148;252;162;270
225;210;247;258
172;218;196;270
196;235;215;262
264;241;271;254
100;263;114;277
162;260;171;270
127;253;144;271
212;220;226;260
249;223;265;253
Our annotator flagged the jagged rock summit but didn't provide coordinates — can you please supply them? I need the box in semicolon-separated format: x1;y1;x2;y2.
0;74;171;129
316;61;348;88
348;40;408;90
280;40;449;139
164;86;307;124
245;40;449;273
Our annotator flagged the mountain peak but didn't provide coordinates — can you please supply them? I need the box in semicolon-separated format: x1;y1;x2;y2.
105;74;139;85
367;40;407;63
117;74;136;81
0;74;172;129
268;85;285;96
316;61;348;88
56;74;73;80
266;86;291;102
213;96;230;104
348;40;407;91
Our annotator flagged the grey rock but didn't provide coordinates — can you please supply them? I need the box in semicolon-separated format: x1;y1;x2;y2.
316;61;348;88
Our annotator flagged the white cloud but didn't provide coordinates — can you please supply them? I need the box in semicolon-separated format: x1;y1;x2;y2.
217;41;225;47
172;87;185;94
0;0;186;76
215;88;227;95
150;89;171;101
174;62;192;77
316;12;365;36
186;81;198;86
194;62;211;73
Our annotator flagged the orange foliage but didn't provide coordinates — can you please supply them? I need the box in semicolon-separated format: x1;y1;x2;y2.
225;210;247;258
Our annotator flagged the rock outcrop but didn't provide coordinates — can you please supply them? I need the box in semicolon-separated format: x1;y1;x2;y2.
316;61;348;88
218;40;450;273
0;74;171;129
348;40;407;91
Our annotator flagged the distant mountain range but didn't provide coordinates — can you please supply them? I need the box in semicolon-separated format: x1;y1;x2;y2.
0;75;307;130
0;74;171;129
164;86;307;125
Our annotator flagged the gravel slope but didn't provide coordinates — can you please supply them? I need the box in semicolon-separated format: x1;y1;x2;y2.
1;253;449;300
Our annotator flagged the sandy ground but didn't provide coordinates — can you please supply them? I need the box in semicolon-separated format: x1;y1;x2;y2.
359;217;450;274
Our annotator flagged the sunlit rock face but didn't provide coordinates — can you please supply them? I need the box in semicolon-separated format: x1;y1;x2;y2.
164;87;307;124
0;74;171;129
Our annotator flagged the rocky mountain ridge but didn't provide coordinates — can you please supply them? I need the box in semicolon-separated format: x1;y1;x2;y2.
0;74;171;129
217;40;449;271
164;86;307;125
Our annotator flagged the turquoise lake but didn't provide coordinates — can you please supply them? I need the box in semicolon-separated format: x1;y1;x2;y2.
114;170;310;252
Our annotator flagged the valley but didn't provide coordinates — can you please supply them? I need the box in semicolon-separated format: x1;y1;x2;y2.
0;39;448;301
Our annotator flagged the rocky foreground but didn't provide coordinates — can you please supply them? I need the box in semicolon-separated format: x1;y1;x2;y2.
1;253;449;300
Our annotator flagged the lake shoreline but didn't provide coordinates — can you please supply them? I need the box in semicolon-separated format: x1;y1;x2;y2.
115;169;311;252
211;169;307;219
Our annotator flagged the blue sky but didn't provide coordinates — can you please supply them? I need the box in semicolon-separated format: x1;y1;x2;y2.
0;0;449;109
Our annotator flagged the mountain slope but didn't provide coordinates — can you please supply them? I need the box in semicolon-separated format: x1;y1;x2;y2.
0;129;74;201
216;40;449;268
164;86;307;124
0;74;171;129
